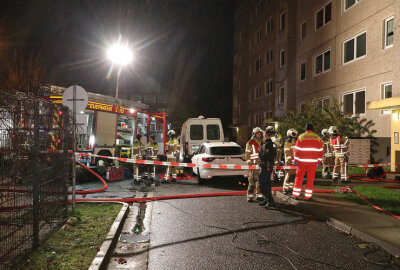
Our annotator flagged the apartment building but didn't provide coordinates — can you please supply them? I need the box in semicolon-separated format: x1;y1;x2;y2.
233;0;396;162
232;0;297;146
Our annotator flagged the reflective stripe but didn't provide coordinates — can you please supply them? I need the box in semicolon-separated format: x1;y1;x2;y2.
294;146;324;152
293;187;302;192
305;193;312;198
296;158;319;162
252;144;256;155
246;150;251;152
292;191;300;196
305;189;313;194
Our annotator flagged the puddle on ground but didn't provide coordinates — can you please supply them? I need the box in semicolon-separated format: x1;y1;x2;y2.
119;200;150;244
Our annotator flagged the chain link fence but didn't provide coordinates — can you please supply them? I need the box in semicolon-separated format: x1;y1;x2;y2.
0;92;73;270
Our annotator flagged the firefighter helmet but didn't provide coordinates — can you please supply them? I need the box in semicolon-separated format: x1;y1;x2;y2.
265;126;275;132
287;128;298;138
168;130;176;136
328;126;338;136
252;127;262;136
321;129;328;136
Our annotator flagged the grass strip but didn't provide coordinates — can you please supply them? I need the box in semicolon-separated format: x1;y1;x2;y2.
24;202;122;270
337;186;400;215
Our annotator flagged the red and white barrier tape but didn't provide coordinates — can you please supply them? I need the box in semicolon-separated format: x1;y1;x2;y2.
74;152;400;171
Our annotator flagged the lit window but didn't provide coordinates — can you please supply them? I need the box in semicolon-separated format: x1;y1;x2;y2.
344;32;366;64
343;90;365;116
300;62;306;81
384;17;394;49
344;0;361;11
315;50;330;74
279;87;284;105
316;2;331;30
301;22;306;40
381;82;392;114
280;12;285;31
280;50;285;67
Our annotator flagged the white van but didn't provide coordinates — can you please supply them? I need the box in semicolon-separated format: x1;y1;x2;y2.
180;117;224;162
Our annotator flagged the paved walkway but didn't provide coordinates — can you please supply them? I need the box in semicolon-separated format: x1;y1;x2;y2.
276;178;400;257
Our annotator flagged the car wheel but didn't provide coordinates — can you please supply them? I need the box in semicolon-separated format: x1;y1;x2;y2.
197;168;206;185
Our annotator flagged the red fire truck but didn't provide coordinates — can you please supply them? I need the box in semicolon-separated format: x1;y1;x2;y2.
42;85;167;165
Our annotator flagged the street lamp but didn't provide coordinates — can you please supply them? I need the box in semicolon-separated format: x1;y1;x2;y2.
107;40;133;98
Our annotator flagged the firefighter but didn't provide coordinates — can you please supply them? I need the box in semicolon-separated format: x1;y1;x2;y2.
145;134;158;180
292;124;323;200
245;127;264;202
258;127;277;208
328;126;350;183
165;130;180;182
321;129;334;179
267;126;284;182
132;134;143;183
283;128;298;195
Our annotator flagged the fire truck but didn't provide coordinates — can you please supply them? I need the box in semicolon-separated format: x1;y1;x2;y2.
41;85;167;166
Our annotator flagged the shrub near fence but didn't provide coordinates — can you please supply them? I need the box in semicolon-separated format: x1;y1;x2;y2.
0;92;73;270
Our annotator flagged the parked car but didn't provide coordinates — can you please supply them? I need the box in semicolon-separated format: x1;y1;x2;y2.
180;116;224;162
191;142;248;184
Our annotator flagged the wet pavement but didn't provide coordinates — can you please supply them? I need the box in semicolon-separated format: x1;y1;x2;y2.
77;175;397;270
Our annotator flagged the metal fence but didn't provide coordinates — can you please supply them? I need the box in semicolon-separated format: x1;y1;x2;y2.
0;92;73;270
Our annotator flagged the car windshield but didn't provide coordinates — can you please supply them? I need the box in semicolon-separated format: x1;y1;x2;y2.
208;146;244;155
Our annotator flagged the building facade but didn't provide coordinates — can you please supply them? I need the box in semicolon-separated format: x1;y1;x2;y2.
233;0;396;162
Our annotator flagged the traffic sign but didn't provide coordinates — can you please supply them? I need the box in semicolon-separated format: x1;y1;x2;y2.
62;85;88;113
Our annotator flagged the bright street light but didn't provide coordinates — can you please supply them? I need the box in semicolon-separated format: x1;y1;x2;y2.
107;39;133;98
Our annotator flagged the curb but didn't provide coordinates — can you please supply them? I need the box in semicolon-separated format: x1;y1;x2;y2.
275;192;400;257
88;202;130;270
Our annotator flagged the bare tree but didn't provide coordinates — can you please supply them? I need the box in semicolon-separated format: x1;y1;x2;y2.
2;50;45;95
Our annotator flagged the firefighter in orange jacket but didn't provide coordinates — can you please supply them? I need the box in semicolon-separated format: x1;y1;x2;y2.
245;127;263;202
292;124;324;200
328;126;350;183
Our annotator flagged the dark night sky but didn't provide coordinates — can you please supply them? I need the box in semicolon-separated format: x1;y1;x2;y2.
0;0;234;127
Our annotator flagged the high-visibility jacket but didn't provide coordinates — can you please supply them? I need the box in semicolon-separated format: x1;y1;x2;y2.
245;138;263;165
322;137;334;158
132;139;143;157
330;135;349;157
294;131;323;163
284;138;296;164
166;138;180;156
145;142;158;157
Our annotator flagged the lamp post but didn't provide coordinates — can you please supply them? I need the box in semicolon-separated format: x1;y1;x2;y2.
107;40;133;98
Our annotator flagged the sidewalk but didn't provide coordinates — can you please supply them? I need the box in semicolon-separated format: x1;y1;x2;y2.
276;179;400;257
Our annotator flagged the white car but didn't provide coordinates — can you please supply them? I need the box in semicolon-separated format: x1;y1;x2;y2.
191;142;248;184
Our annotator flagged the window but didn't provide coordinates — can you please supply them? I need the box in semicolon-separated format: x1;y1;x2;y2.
255;113;262;126
190;125;203;140
315;50;330;74
255;86;262;98
280;12;286;31
280;50;285;67
256;30;262;44
265;79;273;94
279;86;284;104
381;82;392;114
300;103;305;112
301;22;307;40
255;58;262;71
342;90;365;116
316;2;332;30
207;125;220;140
317;97;330;108
268;111;273;118
266;17;274;33
344;32;366;64
300;62;306;81
344;0;361;11
266;49;273;64
385;17;394;49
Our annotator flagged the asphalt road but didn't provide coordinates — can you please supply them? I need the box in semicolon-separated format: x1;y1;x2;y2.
77;175;393;270
146;178;387;270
